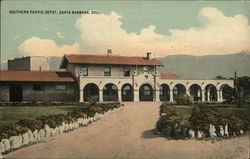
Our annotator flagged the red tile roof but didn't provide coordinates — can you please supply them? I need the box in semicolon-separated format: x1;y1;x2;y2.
0;70;76;82
60;54;163;68
160;73;180;79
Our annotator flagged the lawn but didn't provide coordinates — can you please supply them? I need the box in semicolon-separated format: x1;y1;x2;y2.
0;106;79;130
174;104;250;120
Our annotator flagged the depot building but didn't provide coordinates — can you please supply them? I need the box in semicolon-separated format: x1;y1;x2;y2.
0;51;233;103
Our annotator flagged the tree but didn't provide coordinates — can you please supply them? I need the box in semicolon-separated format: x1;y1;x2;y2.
231;76;250;107
215;75;227;80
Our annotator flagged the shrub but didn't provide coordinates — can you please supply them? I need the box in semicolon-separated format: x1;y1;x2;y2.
156;104;189;139
157;103;249;139
176;95;194;105
189;106;249;136
0;124;28;139
189;106;221;134
70;111;88;119
87;96;98;106
17;119;43;131
227;116;248;135
37;114;74;128
0;102;122;140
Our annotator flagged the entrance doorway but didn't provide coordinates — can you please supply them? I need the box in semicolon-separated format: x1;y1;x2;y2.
84;83;99;101
10;85;23;102
121;84;134;101
139;84;153;101
103;83;118;101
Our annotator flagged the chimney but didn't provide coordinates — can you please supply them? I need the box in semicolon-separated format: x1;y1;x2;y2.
146;52;152;60
107;49;112;56
234;71;237;78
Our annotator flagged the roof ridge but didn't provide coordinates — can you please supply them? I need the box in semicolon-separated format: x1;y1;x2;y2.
0;70;70;73
64;54;146;58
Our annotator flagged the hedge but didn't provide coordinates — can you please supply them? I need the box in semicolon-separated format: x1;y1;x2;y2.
0;102;122;141
156;103;249;139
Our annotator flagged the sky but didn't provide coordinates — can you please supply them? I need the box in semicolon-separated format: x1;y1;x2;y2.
1;1;250;63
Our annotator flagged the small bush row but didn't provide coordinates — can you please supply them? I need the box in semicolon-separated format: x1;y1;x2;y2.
0;102;122;140
156;103;249;139
0;101;120;106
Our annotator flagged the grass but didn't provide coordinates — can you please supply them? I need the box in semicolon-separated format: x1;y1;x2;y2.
0;106;79;130
174;104;250;120
1;103;249;131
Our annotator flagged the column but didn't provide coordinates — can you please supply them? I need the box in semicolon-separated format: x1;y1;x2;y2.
207;91;210;101
197;90;201;101
155;89;160;102
79;90;84;102
201;90;205;102
169;89;174;102
134;90;139;102
118;89;122;102
217;90;223;102
186;90;190;96
99;90;103;102
220;90;223;101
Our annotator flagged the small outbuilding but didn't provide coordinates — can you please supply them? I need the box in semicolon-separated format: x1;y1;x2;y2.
0;70;78;102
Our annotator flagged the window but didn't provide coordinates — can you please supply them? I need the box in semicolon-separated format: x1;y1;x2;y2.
104;67;111;76
33;84;45;91
123;67;130;77
55;85;66;90
80;66;88;76
143;66;150;73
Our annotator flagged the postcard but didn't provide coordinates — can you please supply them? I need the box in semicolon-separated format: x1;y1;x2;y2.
0;0;249;159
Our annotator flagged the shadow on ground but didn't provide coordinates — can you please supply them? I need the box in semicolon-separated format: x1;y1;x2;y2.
141;128;163;139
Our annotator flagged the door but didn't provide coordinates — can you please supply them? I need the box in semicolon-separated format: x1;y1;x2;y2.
10;85;23;102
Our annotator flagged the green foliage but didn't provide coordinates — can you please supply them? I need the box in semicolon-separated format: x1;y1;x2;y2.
156;104;189;139
175;95;194;105
157;104;249;139
37;114;74;128
227;116;248;135
70;111;88;119
0;105;79;131
1;124;28;139
17;119;43;131
0;103;122;140
225;76;250;107
189;106;221;134
87;96;98;106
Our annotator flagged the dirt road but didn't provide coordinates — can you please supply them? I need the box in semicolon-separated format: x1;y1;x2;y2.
5;102;249;159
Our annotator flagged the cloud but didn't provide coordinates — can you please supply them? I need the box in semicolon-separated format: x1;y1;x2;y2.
17;7;249;57
75;7;249;56
17;37;80;57
56;32;65;39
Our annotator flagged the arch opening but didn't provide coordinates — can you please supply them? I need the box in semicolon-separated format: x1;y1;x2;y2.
160;84;170;101
173;84;186;101
220;84;233;102
122;84;134;101
205;84;217;102
139;84;153;101
83;83;99;101
103;83;118;101
189;84;202;101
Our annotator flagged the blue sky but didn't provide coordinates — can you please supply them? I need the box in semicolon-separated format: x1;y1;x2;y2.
1;1;249;63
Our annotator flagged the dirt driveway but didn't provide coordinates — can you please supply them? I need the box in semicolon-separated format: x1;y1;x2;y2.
5;102;249;159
